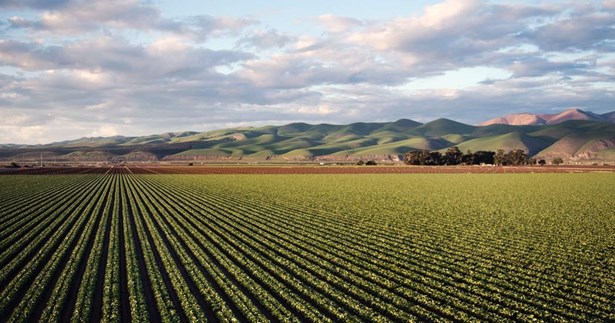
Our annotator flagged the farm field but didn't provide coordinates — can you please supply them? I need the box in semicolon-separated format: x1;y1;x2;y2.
2;163;615;175
0;171;613;321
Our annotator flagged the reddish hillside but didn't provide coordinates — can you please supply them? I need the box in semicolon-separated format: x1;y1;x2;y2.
480;108;613;126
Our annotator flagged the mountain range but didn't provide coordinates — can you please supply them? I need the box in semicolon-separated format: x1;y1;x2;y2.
2;109;614;164
480;108;615;126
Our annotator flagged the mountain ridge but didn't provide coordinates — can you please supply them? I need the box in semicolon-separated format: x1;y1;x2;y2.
2;116;614;164
480;108;614;126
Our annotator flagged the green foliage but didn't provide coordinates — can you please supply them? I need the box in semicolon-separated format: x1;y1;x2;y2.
403;150;442;165
494;149;506;166
507;148;529;165
0;173;613;321
444;146;463;165
471;150;495;165
405;149;497;166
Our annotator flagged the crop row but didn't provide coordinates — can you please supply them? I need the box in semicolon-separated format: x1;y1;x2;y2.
152;175;613;321
0;173;612;322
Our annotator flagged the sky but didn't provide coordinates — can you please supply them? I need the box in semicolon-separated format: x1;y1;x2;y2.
1;0;614;144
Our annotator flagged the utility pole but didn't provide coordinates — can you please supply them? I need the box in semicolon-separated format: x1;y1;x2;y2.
40;152;43;167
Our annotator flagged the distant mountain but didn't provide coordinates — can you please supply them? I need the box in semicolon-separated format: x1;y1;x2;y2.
480;108;615;126
603;111;615;123
1;118;614;163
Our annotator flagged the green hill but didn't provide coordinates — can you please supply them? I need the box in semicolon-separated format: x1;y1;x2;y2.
409;118;475;137
2;119;613;163
457;132;553;156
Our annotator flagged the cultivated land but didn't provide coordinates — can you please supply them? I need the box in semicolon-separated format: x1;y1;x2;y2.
0;169;613;321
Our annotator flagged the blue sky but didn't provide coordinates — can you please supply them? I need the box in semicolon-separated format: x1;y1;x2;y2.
1;0;614;144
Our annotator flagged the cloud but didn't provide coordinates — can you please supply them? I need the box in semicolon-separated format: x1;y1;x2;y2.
157;15;257;41
7;16;33;28
522;3;615;52
90;124;118;137
0;0;70;10
1;35;254;78
4;0;256;41
350;2;605;79
5;0;160;34
348;0;482;52
508;57;595;78
317;14;364;33
0;0;614;144
237;29;293;49
0;111;50;143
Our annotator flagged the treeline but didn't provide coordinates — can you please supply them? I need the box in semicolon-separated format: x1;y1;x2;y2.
404;147;550;166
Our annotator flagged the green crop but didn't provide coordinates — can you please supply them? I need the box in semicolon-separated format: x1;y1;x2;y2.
0;173;613;322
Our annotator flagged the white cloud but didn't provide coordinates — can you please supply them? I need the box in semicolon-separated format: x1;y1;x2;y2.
7;16;32;28
91;124;118;137
0;0;614;144
237;29;293;49
347;0;482;52
0;125;45;143
420;0;478;27
317;14;363;33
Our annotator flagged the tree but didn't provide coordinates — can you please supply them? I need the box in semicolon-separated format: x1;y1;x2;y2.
494;149;506;166
356;160;365;166
473;151;495;165
462;150;474;165
404;150;442;165
538;159;546;166
552;157;564;165
404;150;421;165
507;149;528;166
428;152;443;165
404;150;430;165
444;146;463;165
366;160;377;165
404;149;534;167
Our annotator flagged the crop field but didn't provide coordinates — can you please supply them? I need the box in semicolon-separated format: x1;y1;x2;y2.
2;164;615;175
0;171;613;322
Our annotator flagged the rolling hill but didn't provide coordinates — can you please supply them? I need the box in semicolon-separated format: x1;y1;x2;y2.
1;117;614;164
